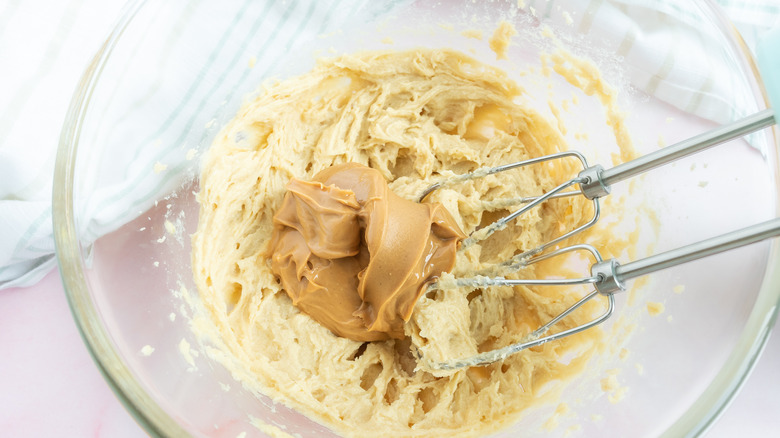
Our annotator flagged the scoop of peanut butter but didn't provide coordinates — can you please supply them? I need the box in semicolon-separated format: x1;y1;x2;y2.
270;163;465;342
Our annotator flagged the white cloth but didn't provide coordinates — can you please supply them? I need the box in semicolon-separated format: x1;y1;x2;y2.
0;0;127;288
0;0;778;289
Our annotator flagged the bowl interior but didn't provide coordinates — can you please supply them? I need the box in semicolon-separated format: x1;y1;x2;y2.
56;0;779;436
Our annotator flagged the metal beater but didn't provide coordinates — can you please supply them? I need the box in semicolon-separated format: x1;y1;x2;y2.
418;108;779;371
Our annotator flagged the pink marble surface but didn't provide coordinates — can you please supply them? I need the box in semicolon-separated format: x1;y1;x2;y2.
0;268;778;437
0;269;142;438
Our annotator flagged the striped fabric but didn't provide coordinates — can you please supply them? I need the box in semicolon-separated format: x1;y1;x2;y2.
0;0;778;289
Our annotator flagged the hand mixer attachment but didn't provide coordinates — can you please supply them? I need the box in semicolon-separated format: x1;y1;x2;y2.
417;108;779;371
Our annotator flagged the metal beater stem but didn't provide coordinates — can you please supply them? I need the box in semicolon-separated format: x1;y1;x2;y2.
601;108;776;187
594;218;780;295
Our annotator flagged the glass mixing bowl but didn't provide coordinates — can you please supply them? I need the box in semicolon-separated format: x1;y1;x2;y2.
54;0;779;436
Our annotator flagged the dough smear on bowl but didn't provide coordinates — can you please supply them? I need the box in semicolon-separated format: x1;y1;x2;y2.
192;48;635;437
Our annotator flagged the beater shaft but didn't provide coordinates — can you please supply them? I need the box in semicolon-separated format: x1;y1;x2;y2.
595;217;780;294
580;108;776;199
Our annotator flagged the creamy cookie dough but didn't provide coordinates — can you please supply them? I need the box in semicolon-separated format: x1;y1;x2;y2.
192;46;636;437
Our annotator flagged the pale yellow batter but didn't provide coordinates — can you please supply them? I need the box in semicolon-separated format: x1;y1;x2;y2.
192;47;636;437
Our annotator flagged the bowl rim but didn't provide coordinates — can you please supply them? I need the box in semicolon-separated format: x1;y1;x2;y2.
52;1;780;437
52;0;187;436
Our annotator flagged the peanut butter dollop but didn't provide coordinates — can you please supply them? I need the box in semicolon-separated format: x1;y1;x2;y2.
270;163;466;342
